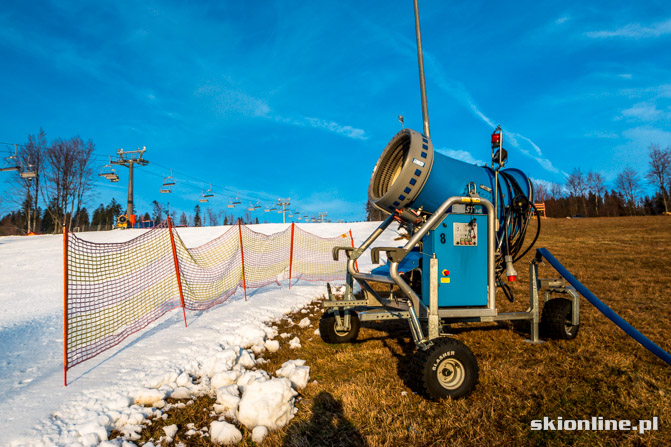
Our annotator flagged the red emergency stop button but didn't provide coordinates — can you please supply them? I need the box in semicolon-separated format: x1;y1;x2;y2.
442;269;450;276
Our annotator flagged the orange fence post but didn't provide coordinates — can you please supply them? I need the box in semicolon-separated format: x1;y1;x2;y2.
349;229;359;272
238;219;247;301
167;218;188;327
63;226;68;387
288;222;295;289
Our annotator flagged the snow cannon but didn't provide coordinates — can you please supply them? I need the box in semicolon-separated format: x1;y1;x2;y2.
319;0;581;402
369;128;533;228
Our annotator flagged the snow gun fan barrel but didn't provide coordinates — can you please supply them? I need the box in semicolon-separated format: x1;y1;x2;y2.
368;128;534;225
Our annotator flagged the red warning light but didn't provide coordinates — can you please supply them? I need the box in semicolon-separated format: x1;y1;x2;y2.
491;132;501;147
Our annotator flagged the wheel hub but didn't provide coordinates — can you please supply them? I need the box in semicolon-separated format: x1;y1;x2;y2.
436;358;465;390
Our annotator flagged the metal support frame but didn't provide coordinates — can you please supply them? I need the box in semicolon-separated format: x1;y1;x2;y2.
323;196;582;348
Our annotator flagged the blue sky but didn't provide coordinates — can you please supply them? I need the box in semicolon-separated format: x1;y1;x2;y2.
1;0;670;222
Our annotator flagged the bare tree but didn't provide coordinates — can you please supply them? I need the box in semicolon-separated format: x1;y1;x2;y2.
645;144;670;213
565;168;588;215
587;171;606;216
179;211;188;226
550;183;563;199
152;200;164;224
6;130;46;233
68;138;95;230
41;136;95;231
206;207;218;226
615;167;642;215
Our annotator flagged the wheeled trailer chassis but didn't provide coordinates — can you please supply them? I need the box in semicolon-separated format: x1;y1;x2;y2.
320;195;580;400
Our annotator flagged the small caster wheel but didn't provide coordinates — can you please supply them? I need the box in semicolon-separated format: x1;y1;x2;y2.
319;310;360;344
413;337;478;400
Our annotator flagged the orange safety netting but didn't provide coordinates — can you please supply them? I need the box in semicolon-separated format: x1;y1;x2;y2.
64;221;350;381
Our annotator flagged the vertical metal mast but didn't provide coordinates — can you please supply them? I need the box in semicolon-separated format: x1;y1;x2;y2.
127;161;134;216
414;0;430;138
277;198;291;224
112;147;149;217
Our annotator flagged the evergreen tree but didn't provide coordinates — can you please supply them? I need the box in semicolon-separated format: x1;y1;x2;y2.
194;204;202;227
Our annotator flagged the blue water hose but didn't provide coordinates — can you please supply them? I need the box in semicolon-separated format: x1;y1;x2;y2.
537;247;671;366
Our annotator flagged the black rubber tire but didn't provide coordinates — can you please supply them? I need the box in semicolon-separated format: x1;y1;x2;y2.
319;310;360;344
412;338;479;400
541;298;579;340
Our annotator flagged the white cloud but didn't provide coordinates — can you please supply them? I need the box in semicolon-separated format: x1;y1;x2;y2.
622;126;671;146
585;19;671;39
270;114;368;140
585;130;620;139
555;16;570;25
620;102;666;122
435;148;484;165
304;117;367;140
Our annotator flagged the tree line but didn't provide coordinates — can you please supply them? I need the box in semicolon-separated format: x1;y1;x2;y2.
366;143;671;220
539;144;669;218
1;129;96;235
0;129;272;236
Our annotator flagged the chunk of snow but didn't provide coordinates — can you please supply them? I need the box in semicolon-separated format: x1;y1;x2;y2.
214;384;241;412
275;360;310;390
298;317;311;328
236;370;270;393
163;424;178;441
289;337;301;349
209;349;240;375
313;328;320;336
211;370;239;389
144;372;179;389
237;378;297;430
264;339;280;352
176;372;192;387
78;432;101;446
134;389;166;406
251;426;269;443
169;387;192;400
238;324;267;349
237;349;256;369
210;421;242;445
118;425;142;440
279;333;291;339
251;342;266;354
77;422;108;442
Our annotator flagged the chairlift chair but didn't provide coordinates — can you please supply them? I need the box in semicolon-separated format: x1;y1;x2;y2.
160;188;171;194
248;201;262;211
203;184;214;198
1;145;20;172
98;158;119;182
163;170;176;187
19;163;37;179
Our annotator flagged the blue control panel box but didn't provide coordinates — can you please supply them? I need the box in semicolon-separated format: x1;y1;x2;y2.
421;213;488;307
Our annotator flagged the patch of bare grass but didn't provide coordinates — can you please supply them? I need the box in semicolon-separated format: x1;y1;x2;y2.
128;216;671;446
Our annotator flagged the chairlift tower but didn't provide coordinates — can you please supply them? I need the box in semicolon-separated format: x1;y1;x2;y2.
277;198;291;224
111;147;149;217
317;211;328;223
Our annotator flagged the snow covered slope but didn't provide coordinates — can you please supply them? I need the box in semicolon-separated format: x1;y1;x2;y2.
0;221;401;445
